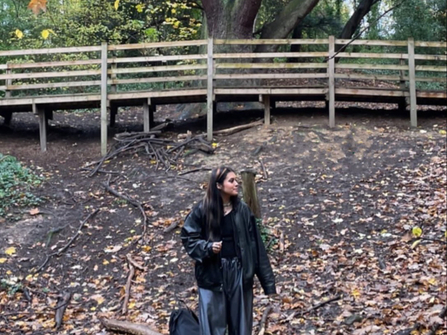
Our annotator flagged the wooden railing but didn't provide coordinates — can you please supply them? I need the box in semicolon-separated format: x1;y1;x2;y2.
0;38;446;154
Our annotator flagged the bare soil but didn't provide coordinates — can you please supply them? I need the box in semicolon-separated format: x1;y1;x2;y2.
0;105;446;335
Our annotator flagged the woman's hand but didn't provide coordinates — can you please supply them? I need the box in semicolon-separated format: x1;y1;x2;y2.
212;241;222;254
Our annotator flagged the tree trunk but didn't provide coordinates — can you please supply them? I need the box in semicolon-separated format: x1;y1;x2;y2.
338;0;380;45
241;169;261;218
255;0;320;53
202;0;262;40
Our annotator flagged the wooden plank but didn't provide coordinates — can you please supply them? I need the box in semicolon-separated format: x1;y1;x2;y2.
214;88;327;95
328;36;335;128
408;38;417;128
108;89;207;100
0;69;101;80
414;41;447;48
109;54;206;64
7;80;101;90
337;52;408;59
214;52;328;59
414;65;447;72
334;73;404;81
111;64;206;75
335;88;408;97
262;95;271;126
215;63;327;69
0;45;101;57
336;64;407;70
415;54;447;61
214;39;328;45
108;40;207;51
7;59;101;69
336;39;407;47
207;38;214;142
110;75;206;85
101;42;108;156
214;73;327;80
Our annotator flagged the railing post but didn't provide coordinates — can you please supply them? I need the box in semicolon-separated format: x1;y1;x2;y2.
398;58;407;112
5;64;12;98
100;42;108;156
328;36;335;128
407;38;417;128
206;38;214;142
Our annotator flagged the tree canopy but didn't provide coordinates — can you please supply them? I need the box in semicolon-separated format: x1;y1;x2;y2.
0;0;445;51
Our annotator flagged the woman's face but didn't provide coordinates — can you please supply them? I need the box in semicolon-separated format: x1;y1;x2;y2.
219;171;239;197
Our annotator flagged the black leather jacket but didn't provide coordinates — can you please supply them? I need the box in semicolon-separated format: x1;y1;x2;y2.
181;200;276;294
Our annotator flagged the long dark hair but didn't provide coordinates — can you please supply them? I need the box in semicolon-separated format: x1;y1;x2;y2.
203;166;238;241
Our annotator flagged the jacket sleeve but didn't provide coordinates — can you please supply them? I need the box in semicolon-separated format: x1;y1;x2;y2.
251;213;277;295
181;205;214;263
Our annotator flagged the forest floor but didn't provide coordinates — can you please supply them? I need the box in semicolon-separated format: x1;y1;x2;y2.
0;104;446;335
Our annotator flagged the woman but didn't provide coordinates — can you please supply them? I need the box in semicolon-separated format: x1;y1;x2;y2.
181;166;276;335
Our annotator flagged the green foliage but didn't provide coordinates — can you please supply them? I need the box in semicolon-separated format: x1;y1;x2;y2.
0;154;43;218
256;218;276;251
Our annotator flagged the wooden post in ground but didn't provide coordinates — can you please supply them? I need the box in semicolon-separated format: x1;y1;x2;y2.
262;94;271;126
100;42;109;156
407;38;417;128
327;36;335;128
34;104;47;152
241;169;261;218
143;98;155;132
207;38;214;142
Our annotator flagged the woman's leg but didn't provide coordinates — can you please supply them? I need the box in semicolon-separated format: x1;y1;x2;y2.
222;258;251;335
198;287;227;335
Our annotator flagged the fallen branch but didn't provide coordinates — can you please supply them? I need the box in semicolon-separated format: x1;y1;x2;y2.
213;119;263;136
258;305;273;335
99;318;162;335
34;209;99;273
122;261;135;315
163;220;180;234
286;295;342;321
54;291;72;330
101;182;148;238
259;158;268;180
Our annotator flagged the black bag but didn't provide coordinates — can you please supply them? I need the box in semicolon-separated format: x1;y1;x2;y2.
169;307;199;335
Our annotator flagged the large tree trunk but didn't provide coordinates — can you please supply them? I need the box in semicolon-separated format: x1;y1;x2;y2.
339;0;380;41
255;0;320;53
202;0;262;40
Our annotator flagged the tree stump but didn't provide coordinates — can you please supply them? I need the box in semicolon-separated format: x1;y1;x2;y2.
241;169;261;218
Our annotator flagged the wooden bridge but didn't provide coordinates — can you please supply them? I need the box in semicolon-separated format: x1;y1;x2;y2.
0;37;446;154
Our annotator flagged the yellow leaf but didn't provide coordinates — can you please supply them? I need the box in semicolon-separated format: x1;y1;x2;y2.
0;258;7;264
351;287;361;299
136;4;144;12
439;130;446;135
171;8;176;14
5;247;16;256
103;260;109;265
128;301;135;309
173;21;180;29
412;226;422;238
114;0;120;10
15;29;24;39
411;239;421;249
41;29;49;39
212;142;218;148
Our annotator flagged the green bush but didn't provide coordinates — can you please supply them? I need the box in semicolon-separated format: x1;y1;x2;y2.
0;154;43;218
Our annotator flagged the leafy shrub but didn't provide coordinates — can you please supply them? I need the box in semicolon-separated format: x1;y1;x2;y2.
0;154;43;218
